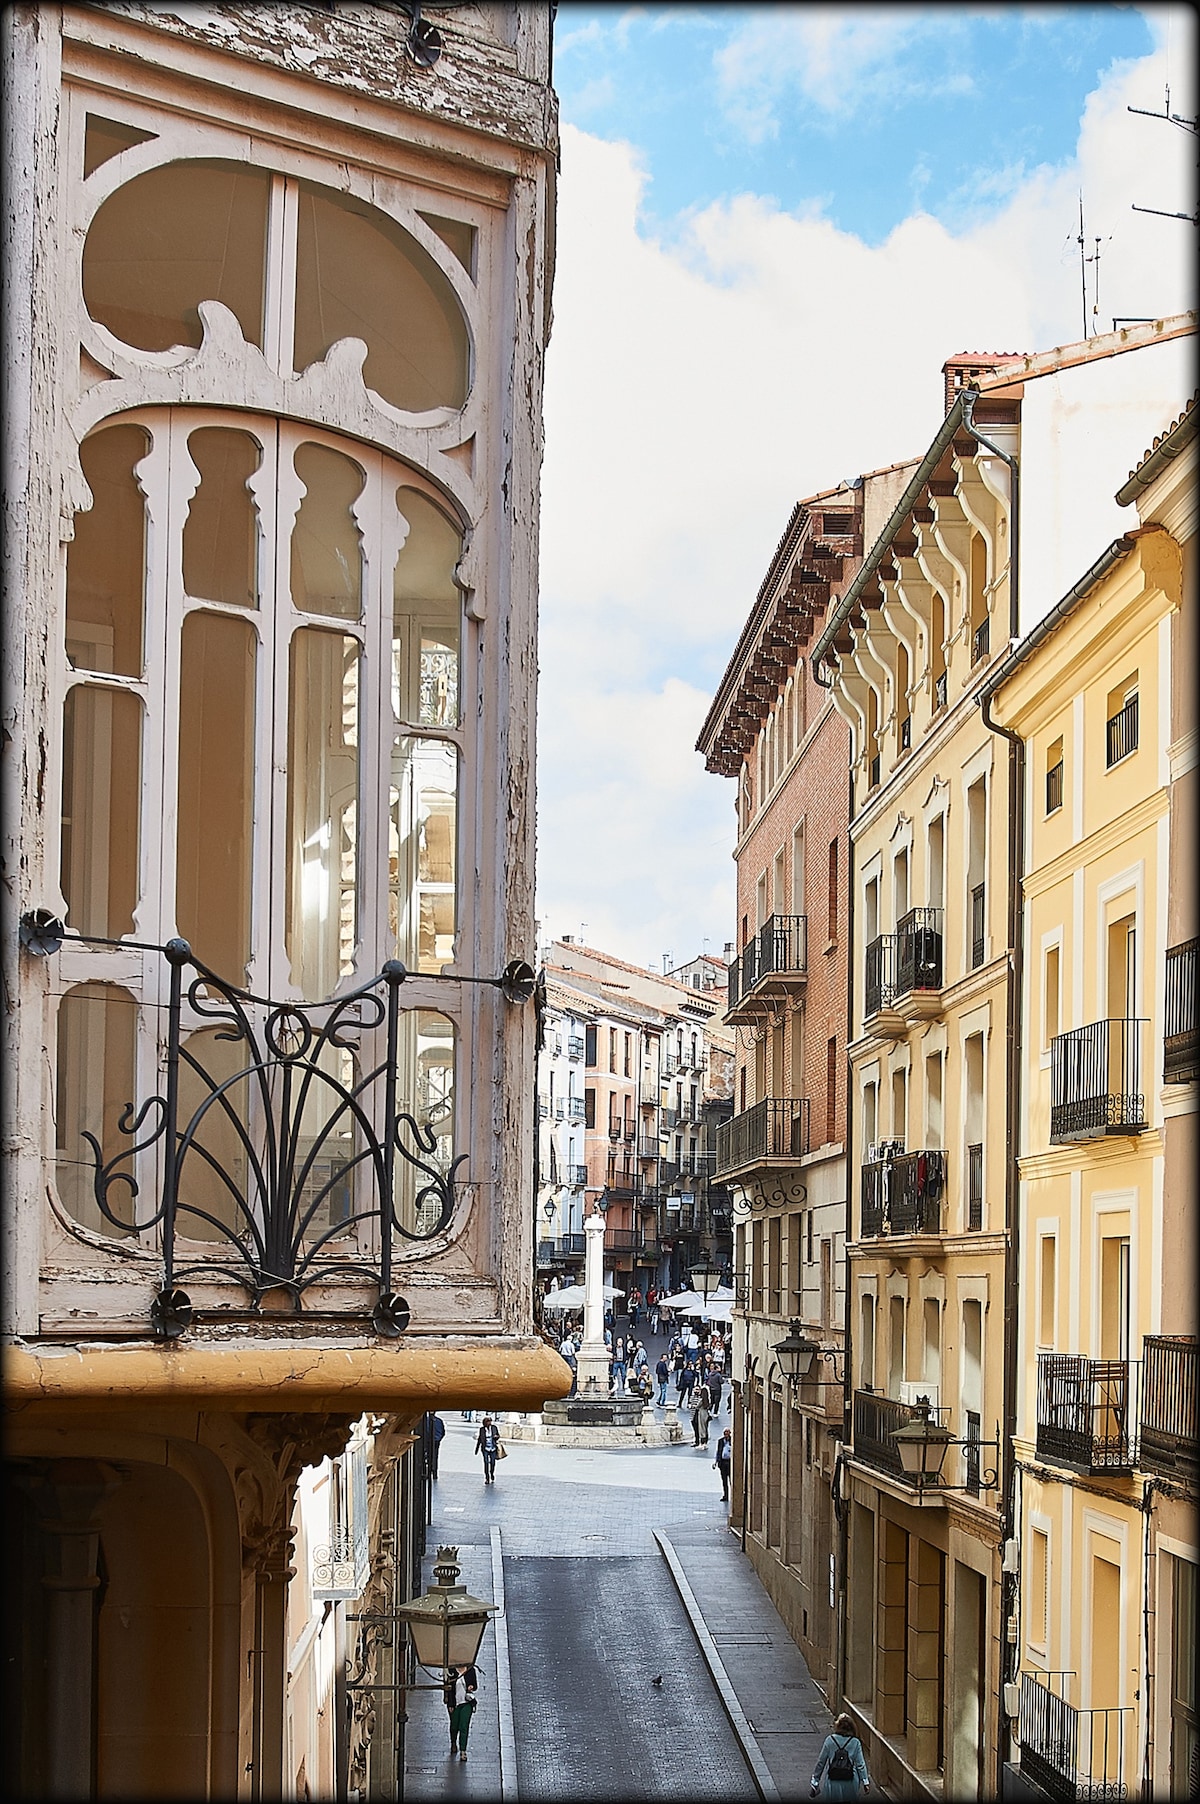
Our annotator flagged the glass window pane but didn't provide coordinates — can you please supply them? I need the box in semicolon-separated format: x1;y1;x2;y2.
290;443;365;620
83;160;268;352
392;488;461;727
183;427;261;608
287;630;360;999
394;1010;456;1237
61;685;141;938
67;423;150;677
175;1027;252;1242
294;184;469;412
391;737;457;975
176;612;256;983
55;983;138;1236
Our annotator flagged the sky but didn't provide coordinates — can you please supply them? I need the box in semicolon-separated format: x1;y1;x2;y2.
533;3;1197;973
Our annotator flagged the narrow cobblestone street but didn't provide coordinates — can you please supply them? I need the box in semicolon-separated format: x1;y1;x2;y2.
403;1343;835;1802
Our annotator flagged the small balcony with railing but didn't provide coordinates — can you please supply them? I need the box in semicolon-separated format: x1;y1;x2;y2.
1138;1335;1198;1482
715;1097;810;1180
1164;938;1198;1083
726;915;808;1026
1049;1019;1147;1143
851;1389;949;1487
863;934;905;1037
859;1148;946;1238
967;1142;983;1230
1035;1353;1136;1474
566;1034;585;1060
567;1163;588;1187
606;1170;642;1200
566;1096;587;1122
892;907;944;1019
1018;1672;1131;1803
969;881;986;969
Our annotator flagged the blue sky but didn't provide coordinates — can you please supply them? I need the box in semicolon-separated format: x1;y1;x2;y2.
535;6;1195;968
552;5;1156;242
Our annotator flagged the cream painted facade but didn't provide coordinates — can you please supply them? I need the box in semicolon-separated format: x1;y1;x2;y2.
2;5;561;1796
988;405;1196;1801
814;375;1020;1801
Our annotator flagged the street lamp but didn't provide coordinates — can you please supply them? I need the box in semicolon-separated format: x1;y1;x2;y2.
772;1320;818;1383
690;1257;721;1300
892;1398;956;1489
392;1546;497;1673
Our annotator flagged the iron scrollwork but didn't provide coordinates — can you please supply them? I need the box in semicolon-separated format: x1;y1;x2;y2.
81;939;467;1338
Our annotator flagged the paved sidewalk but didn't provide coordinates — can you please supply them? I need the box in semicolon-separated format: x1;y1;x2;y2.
404;1414;838;1800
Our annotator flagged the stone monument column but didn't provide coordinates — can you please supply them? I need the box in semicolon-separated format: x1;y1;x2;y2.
574;1207;611;1397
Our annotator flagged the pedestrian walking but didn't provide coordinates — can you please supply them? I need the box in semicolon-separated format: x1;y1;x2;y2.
429;1412;445;1478
611;1336;627;1395
558;1333;578;1397
444;1663;478;1761
655;1355;670;1405
679;1361;697;1406
648;1302;660;1335
474;1416;502;1483
706;1370;723;1416
810;1713;870;1797
691;1382;711;1446
714;1426;732;1501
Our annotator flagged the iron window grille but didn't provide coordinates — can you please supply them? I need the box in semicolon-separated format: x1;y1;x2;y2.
967;1142;983;1230
1046;759;1064;814
1106;692;1138;766
970;882;986;969
971;619;990;664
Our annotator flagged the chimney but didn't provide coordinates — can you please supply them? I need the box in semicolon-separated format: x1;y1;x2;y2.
941;352;1025;415
723;941;735;964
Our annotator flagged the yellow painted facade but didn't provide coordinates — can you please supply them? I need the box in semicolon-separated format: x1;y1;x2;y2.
991;455;1196;1798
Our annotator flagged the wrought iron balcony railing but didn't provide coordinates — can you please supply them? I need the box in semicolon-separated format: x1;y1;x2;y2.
606;1227;642;1252
557;1232;586;1257
566;1096;586;1121
864;933;896;1018
606;1171;642;1200
567;1035;585;1060
1018;1672;1131;1802
852;1389;947;1483
1035;1353;1136;1473
1164;938;1198;1083
1049;1018;1147;1142
70;939;470;1339
726;914;808;1021
567;1163;588;1186
894;907;943;995
886;1149;946;1234
860;1161;886;1237
1138;1335;1198;1481
715;1097;810;1177
1106;692;1138;767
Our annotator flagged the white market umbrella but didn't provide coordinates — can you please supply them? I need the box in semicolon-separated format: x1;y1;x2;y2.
542;1281;624;1310
660;1284;734;1309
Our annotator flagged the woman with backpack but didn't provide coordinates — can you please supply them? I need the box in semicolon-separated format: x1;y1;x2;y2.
810;1714;870;1797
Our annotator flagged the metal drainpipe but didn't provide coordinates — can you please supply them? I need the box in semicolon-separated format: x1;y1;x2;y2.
963;389;1024;1796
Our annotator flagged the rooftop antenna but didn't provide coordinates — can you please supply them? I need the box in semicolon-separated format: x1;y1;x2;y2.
1128;85;1200;226
1076;196;1110;338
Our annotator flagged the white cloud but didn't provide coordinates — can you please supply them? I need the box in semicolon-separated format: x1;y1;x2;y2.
713;6;968;140
536;25;1197;970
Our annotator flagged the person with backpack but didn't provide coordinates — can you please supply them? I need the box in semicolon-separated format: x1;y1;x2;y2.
810;1713;870;1797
